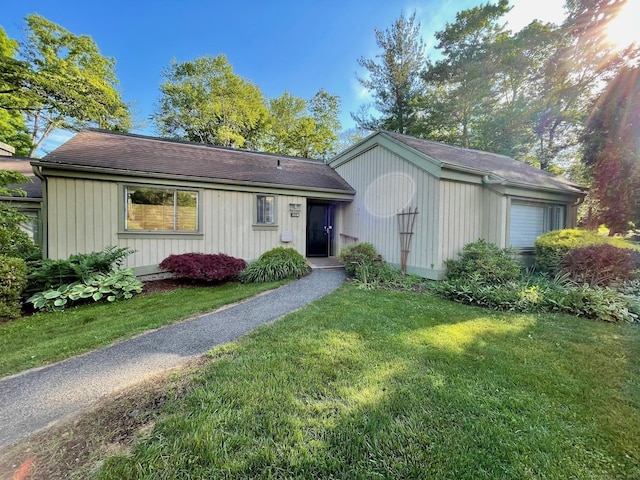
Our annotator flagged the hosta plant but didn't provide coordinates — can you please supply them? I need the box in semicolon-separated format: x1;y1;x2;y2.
28;268;143;312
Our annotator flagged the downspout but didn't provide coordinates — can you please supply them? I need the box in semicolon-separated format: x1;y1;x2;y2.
482;174;507;185
32;164;48;258
572;194;586;207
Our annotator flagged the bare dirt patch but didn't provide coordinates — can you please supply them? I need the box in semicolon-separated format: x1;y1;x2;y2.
0;357;211;480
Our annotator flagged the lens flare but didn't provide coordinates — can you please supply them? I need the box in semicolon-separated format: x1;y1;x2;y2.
363;172;416;218
606;0;640;50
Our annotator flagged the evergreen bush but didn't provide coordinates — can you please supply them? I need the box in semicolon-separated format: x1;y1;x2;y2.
339;243;380;277
444;239;521;285
0;255;27;319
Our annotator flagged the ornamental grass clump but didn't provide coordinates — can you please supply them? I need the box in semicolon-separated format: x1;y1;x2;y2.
239;247;309;283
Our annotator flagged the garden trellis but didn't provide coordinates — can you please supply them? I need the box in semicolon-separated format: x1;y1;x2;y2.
397;207;419;274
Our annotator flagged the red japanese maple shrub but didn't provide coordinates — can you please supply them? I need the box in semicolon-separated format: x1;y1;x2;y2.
159;253;246;282
562;244;640;287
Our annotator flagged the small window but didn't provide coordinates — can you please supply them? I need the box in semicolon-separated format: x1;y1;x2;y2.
125;186;198;232
256;195;275;224
510;201;565;247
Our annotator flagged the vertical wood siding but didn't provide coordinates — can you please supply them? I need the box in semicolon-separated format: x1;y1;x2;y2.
438;180;484;264
47;177;307;270
481;188;508;247
48;178;119;260
335;146;440;271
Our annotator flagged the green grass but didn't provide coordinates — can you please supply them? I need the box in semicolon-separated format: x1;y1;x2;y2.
0;281;285;378
97;284;640;479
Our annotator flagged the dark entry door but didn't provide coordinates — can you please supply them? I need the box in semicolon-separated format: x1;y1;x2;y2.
306;202;335;257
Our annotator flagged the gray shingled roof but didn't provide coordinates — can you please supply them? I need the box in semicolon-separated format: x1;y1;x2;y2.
382;131;586;194
37;130;355;194
0;158;42;199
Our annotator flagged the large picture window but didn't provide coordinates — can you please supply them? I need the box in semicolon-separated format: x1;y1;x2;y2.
125;186;198;232
256;195;275;225
510;201;565;247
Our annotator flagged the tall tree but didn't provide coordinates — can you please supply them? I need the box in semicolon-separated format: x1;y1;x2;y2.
532;0;637;170
153;55;268;148
259;89;340;159
306;89;341;158
473;21;558;162
420;0;511;149
0;15;131;156
352;12;427;134
581;65;640;235
0;27;32;155
262;92;308;155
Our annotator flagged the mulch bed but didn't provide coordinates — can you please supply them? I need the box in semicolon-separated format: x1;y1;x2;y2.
141;278;186;295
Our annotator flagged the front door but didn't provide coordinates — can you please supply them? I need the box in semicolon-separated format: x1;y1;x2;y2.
306;202;335;257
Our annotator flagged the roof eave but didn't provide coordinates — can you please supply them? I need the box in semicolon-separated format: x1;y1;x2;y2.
32;161;356;197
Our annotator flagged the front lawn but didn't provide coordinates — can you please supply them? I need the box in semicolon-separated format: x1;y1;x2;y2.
0;280;285;378
96;284;640;479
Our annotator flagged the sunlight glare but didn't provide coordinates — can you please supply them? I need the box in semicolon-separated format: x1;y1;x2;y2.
606;0;640;50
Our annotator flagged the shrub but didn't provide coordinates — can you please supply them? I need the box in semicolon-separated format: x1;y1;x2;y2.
562;244;640;287
0;204;41;261
26;245;135;295
28;268;143;312
445;239;521;285
430;274;639;323
160;253;246;282
534;229;638;275
548;284;639;323
239;247;309;283
353;261;424;291
0;255;27;320
339;243;380;277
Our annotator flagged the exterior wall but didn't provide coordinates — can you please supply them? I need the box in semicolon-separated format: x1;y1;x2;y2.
47;178;119;259
46;177;307;273
481;187;509;247
438;180;485;266
334;145;441;278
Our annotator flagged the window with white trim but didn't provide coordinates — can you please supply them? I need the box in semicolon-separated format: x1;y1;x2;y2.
256;195;275;225
125;186;198;232
509;201;565;247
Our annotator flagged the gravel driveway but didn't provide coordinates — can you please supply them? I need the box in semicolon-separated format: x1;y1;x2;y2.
0;269;345;449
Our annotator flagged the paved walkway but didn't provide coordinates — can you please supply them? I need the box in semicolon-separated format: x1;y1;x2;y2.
0;269;345;449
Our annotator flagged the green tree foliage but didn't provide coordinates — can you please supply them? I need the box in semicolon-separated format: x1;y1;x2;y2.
153;54;268;148
261;89;341;159
0;169;40;260
352;12;427;134
530;0;636;170
1;15;131;157
0;27;32;155
421;0;510;149
582;65;640;235
356;1;638;175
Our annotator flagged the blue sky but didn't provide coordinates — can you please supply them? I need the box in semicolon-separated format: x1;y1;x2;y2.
3;0;565;154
